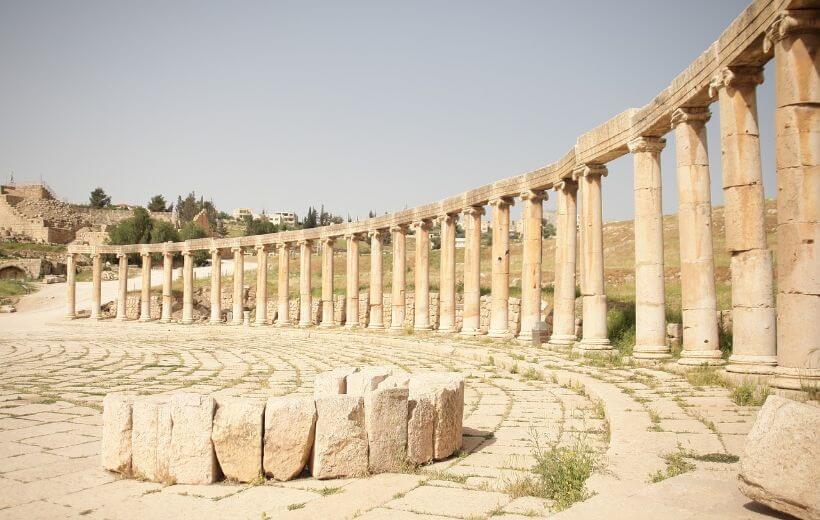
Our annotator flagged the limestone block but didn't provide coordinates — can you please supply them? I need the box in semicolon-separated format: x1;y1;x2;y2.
314;366;357;398
131;397;172;482
365;387;409;473
212;398;264;483
406;390;435;465
263;396;317;481
102;394;133;475
410;373;464;460
378;373;410;390
346;366;392;396
739;395;820;520
312;395;368;479
169;393;218;484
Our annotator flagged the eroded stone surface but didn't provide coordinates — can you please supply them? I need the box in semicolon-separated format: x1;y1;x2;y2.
406;390;435;465
101;394;133;474
313;366;357;398
212;397;264;483
131;396;172;482
312;395;368;479
365;386;409;473
169;393;218;484
410;373;465;459
346;366;393;396
263;395;317;481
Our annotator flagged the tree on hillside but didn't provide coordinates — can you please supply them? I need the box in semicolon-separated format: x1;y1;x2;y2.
147;195;171;212
89;187;111;208
174;192;220;230
244;217;278;236
108;207;152;245
179;222;209;265
149;220;179;243
302;206;318;229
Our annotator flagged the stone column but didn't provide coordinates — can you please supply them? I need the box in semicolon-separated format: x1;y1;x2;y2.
672;107;722;365
368;230;386;329
276;243;291;326
208;249;221;324
389;225;407;332
488;197;514;338
549;182;577;348
181;250;194;324
231;247;244;325
298;240;313;327
461;204;485;335
711;66;778;374
519;190;545;342
65;253;76;319
320;237;336;328
161;252;173;323
438;213;458;333
575;164;611;353
767;11;819;394
91;253;102;320
254;245;269;325
139;252;152;322
413;219;433;331
115;253;128;321
345;234;360;328
629;137;670;360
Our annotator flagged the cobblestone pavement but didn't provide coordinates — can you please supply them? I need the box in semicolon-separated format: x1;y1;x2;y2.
0;321;779;519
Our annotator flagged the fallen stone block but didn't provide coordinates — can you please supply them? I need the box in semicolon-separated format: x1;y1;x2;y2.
365;386;409;473
131;397;172;482
212;398;264;483
263;396;316;481
169;393;219;484
410;373;465;460
378;373;410;390
346;366;392;396
102;394;133;474
313;366;358;398
739;395;819;520
406;390;435;465
312;395;368;479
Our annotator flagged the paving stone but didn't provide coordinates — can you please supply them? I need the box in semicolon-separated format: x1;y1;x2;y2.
386;485;510;518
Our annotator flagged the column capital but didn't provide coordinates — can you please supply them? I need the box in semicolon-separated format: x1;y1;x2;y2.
368;229;387;241
671;107;711;129
321;236;336;247
208;247;221;256
520;189;547;203
488;196;515;209
116;252;127;260
182;249;193;257
708;66;764;98
343;232;363;241
231;246;243;254
462;205;485;217
627;136;667;154
254;244;269;253
553;180;577;194
764;10;820;53
90;252;101;259
390;224;409;234
572;163;608;181
412;219;434;231
164;250;175;258
436;213;458;226
297;239;313;247
140;250;151;258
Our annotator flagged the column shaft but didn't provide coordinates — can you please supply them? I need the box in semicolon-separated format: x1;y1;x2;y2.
255;246;268;325
438;214;458;332
209;250;221;324
673;108;722;364
231;247;244;325
489;198;513;337
139;253;152;322
390;226;407;331
299;241;312;327
629;137;670;359
320;238;335;327
91;253;102;320
116;254;128;320
461;205;484;335
182;252;194;324
161;252;173;323
414;220;432;331
368;231;385;328
65;253;76;318
277;244;291;326
549;182;577;348
519;191;545;341
345;236;360;328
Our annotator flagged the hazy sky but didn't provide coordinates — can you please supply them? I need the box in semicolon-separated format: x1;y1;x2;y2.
0;0;775;222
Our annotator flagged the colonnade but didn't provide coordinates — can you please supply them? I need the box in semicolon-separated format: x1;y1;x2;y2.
65;6;818;397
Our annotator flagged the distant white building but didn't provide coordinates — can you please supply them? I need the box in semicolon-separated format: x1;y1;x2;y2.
270;212;298;227
233;208;253;220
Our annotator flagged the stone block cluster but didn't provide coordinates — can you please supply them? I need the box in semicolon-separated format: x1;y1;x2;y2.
101;367;464;484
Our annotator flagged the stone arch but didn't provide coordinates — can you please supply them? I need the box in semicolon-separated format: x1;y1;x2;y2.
0;265;26;280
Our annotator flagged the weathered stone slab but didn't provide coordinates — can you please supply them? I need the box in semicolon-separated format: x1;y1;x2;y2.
378;373;410;390
314;367;358;398
131;396;172;482
406;391;435;465
169;393;218;484
212;398;264;483
263;396;317;481
312;395;368;479
410;373;465;460
365;386;409;472
102;394;133;475
739;395;820;520
347;366;392;396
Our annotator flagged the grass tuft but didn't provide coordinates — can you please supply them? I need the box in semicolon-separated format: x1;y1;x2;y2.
648;445;696;483
730;381;769;407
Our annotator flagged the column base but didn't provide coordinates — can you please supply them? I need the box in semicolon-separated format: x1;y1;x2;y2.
180;319;194;325
633;344;673;360
275;321;291;327
460;328;484;336
547;334;576;349
367;323;384;330
344;323;360;329
414;325;432;332
65;313;77;320
573;338;612;353
252;321;269;327
115;316;128;322
298;322;313;328
678;349;726;366
725;354;777;375
138;317;152;323
320;322;336;328
160;317;173;324
488;329;513;339
388;326;406;335
770;367;820;400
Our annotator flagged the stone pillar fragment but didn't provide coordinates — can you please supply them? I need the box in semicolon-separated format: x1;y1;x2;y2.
139;252;152;322
345;234;360;328
181;251;194;325
673;107;723;365
66;253;77;318
711;65;778;374
461;205;485;335
574;164;611;353
320;237;336;328
231;247;244;325
489;197;514;338
368;230;386;329
277;243;291;326
209;249;221;324
414;219;433;331
169;393;218;485
519;190;545;342
161;251;174;323
91;252;102;320
116;253;128;321
298;240;313;327
390;225;408;332
629;137;670;360
767;11;820;394
438;213;458;333
254;245;269;325
365;387;409;473
549;182;577;348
